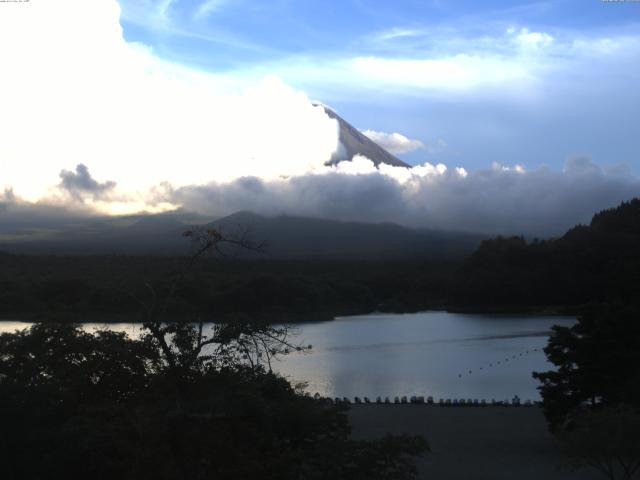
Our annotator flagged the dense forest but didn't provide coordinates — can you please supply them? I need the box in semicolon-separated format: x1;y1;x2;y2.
0;255;457;321
454;198;640;311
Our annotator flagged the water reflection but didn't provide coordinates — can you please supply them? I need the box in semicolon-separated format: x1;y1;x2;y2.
272;312;575;401
0;311;574;401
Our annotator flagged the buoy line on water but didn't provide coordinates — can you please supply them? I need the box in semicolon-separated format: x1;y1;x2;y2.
456;348;541;379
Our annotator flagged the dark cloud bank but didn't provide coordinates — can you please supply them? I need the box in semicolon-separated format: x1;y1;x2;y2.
59;164;116;201
1;158;639;239
169;157;640;237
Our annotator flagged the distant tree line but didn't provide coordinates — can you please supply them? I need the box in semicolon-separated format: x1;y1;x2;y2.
0;255;457;321
454;199;640;311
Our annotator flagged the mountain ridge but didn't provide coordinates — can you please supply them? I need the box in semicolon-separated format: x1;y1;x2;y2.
0;210;486;259
209;211;484;259
316;105;411;168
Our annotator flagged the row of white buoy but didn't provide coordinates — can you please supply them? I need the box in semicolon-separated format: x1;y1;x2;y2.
457;348;541;378
317;394;537;407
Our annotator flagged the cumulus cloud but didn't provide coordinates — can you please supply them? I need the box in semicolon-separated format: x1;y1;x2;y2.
0;0;340;211
59;164;116;202
4;153;640;237
361;130;425;154
509;27;554;50
165;156;640;237
1;1;638;239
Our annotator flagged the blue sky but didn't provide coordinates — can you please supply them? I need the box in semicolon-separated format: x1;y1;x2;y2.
118;0;640;172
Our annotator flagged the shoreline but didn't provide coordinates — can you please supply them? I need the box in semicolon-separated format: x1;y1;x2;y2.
0;304;581;325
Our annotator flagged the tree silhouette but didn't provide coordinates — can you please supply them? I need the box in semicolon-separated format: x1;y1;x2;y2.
533;305;640;429
0;227;428;479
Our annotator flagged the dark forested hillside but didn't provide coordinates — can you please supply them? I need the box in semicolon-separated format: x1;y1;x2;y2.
0;211;480;320
210;212;484;259
454;199;640;310
0;254;458;321
3;200;640;320
0;210;485;259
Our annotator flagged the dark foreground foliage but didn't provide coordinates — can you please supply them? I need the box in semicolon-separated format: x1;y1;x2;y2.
533;304;640;429
0;323;427;480
534;305;640;479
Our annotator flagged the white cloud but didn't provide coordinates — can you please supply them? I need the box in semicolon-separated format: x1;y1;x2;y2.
120;0;177;30
1;1;639;237
0;0;341;213
194;0;228;20
349;54;532;91
253;26;640;102
375;28;426;41
361;130;425;154
512;28;554;50
345;26;559;90
119;0;265;52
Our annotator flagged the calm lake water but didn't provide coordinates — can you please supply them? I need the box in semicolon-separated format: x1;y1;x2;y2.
0;311;575;401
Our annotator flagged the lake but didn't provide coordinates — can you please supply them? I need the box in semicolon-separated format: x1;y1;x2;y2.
0;311;574;401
